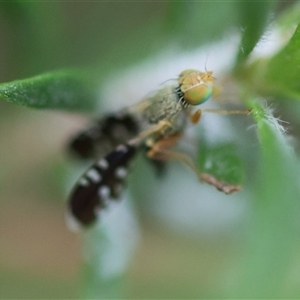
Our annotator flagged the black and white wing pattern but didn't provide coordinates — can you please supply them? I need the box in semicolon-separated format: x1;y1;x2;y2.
68;112;140;160
67;143;138;228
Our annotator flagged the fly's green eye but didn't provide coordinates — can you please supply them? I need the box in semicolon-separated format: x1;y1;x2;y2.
184;84;212;105
178;69;215;106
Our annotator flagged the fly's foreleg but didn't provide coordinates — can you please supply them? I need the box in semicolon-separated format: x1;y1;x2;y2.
130;120;172;144
189;108;251;125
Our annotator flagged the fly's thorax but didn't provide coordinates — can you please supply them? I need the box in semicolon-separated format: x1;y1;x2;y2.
141;85;184;124
135;85;188;141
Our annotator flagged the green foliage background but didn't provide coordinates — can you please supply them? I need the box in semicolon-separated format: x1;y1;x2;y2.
1;1;300;299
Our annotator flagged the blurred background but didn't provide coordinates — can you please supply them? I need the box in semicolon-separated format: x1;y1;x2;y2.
1;2;300;299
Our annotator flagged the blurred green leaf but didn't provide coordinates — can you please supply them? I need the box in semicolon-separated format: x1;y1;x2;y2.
0;69;99;111
262;23;300;100
198;141;245;185
235;1;276;66
165;2;275;51
0;2;65;78
276;1;300;31
230;101;300;298
165;2;240;48
0;2;28;20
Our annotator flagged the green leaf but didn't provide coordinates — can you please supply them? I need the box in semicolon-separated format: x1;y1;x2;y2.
0;2;66;77
228;101;300;298
0;70;99;111
164;2;240;48
262;24;300;100
235;1;276;66
276;1;300;31
165;2;275;51
198;141;245;185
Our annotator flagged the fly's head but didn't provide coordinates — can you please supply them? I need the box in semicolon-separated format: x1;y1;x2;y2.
178;69;215;107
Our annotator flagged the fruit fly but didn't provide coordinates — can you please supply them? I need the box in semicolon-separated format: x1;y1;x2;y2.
66;69;249;229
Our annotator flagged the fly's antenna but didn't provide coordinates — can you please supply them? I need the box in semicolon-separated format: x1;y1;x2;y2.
204;53;210;73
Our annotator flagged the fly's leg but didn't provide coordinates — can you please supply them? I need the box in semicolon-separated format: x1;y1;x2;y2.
130;120;172;144
147;135;241;194
198;173;241;194
189;108;251;125
189;110;202;124
146;133;182;158
201;108;251;115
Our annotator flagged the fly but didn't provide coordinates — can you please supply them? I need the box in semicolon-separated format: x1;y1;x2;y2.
66;69;250;229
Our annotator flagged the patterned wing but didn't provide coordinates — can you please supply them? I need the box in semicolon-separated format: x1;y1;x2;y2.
68;112;140;160
69;111;166;176
66;143;138;229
